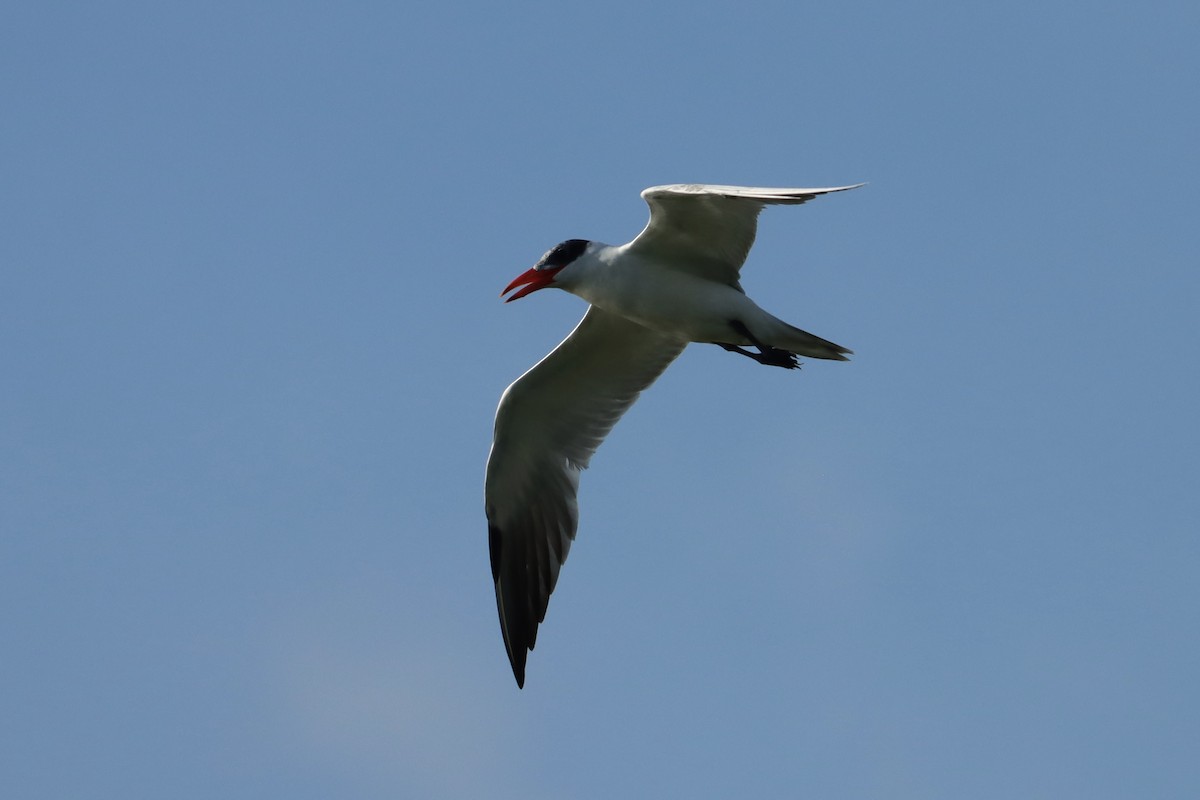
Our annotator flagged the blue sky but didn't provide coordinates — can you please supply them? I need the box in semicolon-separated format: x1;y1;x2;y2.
3;1;1197;797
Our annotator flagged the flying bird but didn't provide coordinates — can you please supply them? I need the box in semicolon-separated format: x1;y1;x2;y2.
486;183;861;687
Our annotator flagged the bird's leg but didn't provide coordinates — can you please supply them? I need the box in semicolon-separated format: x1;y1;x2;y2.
717;342;800;369
717;342;763;360
718;321;800;370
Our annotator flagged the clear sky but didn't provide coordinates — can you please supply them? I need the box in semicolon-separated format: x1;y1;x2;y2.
3;2;1197;798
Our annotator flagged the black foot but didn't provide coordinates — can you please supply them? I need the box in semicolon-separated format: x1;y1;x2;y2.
718;343;799;369
718;321;800;370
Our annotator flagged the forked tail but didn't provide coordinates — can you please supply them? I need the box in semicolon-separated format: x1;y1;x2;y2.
776;320;852;361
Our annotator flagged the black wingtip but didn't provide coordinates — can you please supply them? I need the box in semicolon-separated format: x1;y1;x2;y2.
499;620;528;689
504;620;530;688
504;633;529;689
490;520;532;688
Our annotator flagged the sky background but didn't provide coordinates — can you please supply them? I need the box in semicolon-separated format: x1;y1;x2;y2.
3;2;1198;797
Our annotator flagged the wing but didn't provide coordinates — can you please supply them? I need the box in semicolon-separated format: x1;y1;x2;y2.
485;306;686;687
625;183;864;288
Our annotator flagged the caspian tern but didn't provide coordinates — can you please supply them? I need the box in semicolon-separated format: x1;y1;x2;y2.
486;183;861;687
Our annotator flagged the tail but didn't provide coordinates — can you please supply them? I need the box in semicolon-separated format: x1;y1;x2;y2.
759;315;852;361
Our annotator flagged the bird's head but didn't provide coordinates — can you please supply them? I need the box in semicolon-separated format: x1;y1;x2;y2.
501;239;591;302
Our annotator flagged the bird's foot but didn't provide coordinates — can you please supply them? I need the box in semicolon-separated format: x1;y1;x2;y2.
756;346;800;369
719;320;800;369
717;342;800;369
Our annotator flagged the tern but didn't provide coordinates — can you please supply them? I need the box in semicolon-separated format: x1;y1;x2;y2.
486;183;861;687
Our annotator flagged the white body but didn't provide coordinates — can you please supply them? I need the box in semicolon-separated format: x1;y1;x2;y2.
564;242;804;348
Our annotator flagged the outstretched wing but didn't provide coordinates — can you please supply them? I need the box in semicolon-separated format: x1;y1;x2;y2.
626;183;864;288
485;306;686;687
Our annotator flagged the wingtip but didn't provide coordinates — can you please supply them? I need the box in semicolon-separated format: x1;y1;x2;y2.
490;520;532;688
817;182;867;195
507;634;528;689
500;626;529;688
501;625;529;689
